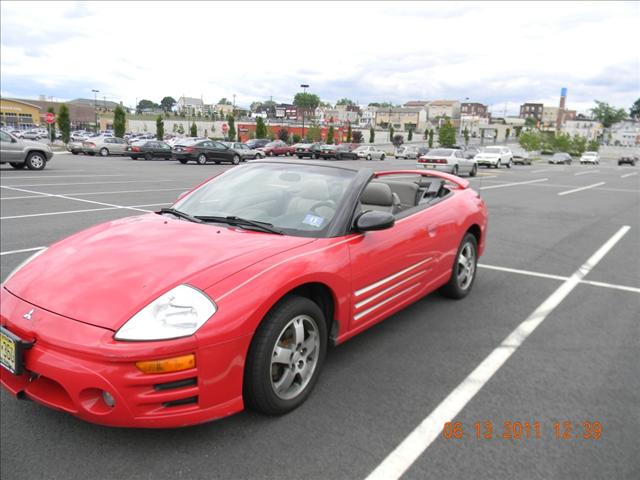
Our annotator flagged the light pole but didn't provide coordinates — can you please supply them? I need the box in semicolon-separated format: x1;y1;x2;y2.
300;84;309;140
92;89;99;132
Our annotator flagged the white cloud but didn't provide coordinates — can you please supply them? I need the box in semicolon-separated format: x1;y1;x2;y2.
1;1;638;114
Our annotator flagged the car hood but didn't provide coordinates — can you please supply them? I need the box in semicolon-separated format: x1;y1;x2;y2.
4;214;315;331
475;153;500;158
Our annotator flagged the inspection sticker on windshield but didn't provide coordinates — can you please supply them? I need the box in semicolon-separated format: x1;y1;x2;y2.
303;214;324;228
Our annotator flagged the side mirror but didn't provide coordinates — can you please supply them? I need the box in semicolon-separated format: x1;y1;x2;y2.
355;210;395;232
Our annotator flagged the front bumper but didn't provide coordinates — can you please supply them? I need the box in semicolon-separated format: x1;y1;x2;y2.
1;288;246;428
476;158;499;166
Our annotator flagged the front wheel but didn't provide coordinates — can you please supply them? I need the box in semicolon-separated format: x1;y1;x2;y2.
197;154;207;165
232;154;240;165
506;160;512;168
100;147;109;157
440;233;478;299
469;164;478;177
380;154;385;161
494;160;501;169
144;152;153;161
452;165;459;176
25;152;46;170
367;155;372;161
244;295;327;415
71;150;79;155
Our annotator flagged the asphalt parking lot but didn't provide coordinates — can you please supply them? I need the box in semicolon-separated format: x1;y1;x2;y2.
1;153;639;480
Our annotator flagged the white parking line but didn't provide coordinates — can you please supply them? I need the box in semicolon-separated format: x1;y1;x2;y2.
365;225;630;480
557;182;606;196
1;174;125;180
479;263;640;294
0;202;170;220
0;185;159;214
0;179;178;187
531;168;551;174
621;172;638;178
0;246;46;257
574;170;600;176
0;187;188;200
479;178;548;190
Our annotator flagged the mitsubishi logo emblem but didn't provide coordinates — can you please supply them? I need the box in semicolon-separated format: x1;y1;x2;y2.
23;309;34;320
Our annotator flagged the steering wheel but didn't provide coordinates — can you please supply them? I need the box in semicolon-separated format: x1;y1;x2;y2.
309;200;336;214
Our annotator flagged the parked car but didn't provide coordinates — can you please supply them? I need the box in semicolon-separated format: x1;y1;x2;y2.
396;145;430;160
67;140;84;155
512;148;540;165
462;146;480;160
245;139;271;150
474;146;513;168
0;130;53;170
548;152;572;165
82;136;128;156
173;140;242;165
319;144;359;160
19;129;44;140
295;143;325;159
0;159;487;427
126;140;173;160
579;151;600;165
70;132;89;142
618;155;638;166
222;142;265;161
417;148;478;176
353;145;386;161
260;140;295;157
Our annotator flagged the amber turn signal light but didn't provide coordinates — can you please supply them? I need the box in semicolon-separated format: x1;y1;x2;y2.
136;354;196;374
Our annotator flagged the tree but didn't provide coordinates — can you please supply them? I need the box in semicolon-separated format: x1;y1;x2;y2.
352;131;363;144
518;130;541;151
438;121;456;147
630;98;640;119
587;139;600;151
389;124;394;140
293;92;320;111
177;123;185;135
58;104;71;143
336;98;355;106
326;126;334;144
113;105;126;138
514;126;523;138
570;134;587;156
524;117;537;129
463;127;470;146
553;132;572;152
369;127;375;143
306;124;321;142
156;116;164;140
47;106;56;142
408;128;413;141
255;116;267;138
392;134;404;148
591;100;627;128
136;99;158;113
278;128;289;142
292;133;301;143
218;98;232;105
160;96;176;112
227;114;236;140
190;122;197;137
346;124;352;142
428;129;434;148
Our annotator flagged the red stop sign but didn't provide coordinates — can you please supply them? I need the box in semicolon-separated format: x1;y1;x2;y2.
222;123;229;134
45;112;56;124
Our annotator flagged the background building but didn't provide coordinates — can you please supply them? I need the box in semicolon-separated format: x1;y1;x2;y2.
562;120;603;141
461;102;488;117
519;103;544;121
428;100;461;120
375;107;428;131
0;98;41;128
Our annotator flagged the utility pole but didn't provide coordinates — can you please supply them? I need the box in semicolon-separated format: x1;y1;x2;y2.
300;84;309;140
92;89;99;132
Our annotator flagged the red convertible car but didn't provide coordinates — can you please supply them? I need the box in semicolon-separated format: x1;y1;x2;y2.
0;160;487;428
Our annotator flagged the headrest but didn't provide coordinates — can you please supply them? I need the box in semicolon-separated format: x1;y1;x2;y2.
302;179;329;200
361;182;393;206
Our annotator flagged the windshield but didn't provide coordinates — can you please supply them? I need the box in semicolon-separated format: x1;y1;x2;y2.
427;149;453;156
483;147;502;153
173;163;357;237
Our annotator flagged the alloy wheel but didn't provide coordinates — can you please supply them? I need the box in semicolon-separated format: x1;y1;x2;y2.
456;242;476;290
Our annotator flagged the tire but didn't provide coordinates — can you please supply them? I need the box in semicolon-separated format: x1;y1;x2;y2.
25;152;47;170
495;160;501;169
452;165;459;176
380;154;385;161
440;233;478;299
144;152;153;161
232;154;240;165
367;155;372;161
243;295;327;415
312;153;318;159
506;160;512;168
87;152;95;156
100;147;109;157
72;151;79;155
297;155;302;159
178;159;188;164
10;162;26;169
285;151;291;156
197;154;207;165
469;164;477;177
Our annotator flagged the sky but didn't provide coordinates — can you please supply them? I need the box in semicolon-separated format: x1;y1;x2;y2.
1;1;638;115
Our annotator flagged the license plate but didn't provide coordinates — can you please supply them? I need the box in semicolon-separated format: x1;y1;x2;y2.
0;326;31;375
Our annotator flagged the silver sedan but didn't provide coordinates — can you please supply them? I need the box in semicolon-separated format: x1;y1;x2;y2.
416;148;478;176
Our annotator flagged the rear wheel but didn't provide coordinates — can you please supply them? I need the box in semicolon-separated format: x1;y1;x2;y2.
380;154;385;161
367;154;372;161
506;160;512;168
197;153;207;165
495;160;501;169
244;295;327;415
469;164;478;177
232;154;240;165
71;150;79;155
452;165;459;176
441;233;478;299
25;152;46;170
144;152;153;161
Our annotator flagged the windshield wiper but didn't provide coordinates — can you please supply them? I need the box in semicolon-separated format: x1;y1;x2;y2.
194;215;283;234
158;207;202;223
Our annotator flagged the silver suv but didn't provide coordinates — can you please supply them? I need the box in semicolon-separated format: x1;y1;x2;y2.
0;131;53;170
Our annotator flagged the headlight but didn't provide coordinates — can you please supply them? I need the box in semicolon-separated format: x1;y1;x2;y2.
115;284;216;341
3;248;47;285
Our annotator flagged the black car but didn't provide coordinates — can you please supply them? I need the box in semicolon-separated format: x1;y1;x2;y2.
618;155;638;166
319;144;358;160
172;140;242;165
296;143;324;158
245;139;271;150
127;140;172;160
